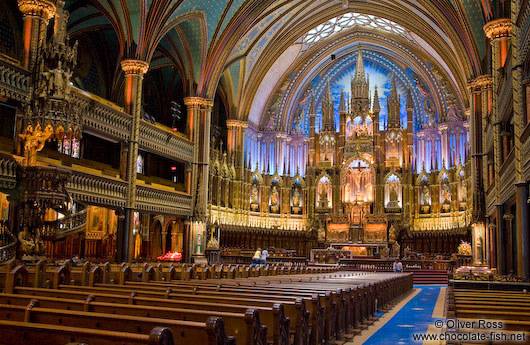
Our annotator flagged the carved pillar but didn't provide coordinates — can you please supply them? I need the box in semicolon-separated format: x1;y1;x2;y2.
120;59;149;263
469;75;492;222
184;97;213;221
503;213;514;274
510;0;530;278
17;0;55;70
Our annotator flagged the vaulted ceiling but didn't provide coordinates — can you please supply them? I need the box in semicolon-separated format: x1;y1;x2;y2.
4;0;498;129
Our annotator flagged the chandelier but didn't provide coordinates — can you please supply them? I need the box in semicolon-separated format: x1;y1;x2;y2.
20;1;81;166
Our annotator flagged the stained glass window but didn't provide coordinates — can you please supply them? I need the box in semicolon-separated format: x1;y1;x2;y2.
57;138;80;158
301;13;407;46
136;154;144;174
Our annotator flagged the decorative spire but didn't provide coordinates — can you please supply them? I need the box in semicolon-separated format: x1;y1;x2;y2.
390;74;398;99
354;45;366;82
387;74;401;128
372;86;380;111
339;88;346;113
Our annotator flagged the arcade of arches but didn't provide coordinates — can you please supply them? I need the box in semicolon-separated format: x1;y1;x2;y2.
0;0;528;279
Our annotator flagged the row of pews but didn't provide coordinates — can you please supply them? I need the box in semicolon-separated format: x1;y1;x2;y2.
0;260;413;345
446;282;530;344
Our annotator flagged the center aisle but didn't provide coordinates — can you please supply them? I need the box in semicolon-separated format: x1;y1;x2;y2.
349;285;446;345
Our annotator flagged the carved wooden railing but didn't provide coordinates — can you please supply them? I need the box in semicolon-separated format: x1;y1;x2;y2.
136;184;192;216
339;258;457;272
67;170;128;208
42;204;88;241
0;60;193;164
139;121;193;163
0;221;16;262
0;58;29;102
67;170;192;216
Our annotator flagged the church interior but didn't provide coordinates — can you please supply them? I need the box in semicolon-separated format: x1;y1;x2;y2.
0;0;529;344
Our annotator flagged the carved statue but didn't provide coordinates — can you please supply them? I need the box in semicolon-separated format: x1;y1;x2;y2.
380;247;389;259
270;186;279;206
388;224;397;244
389;184;398;202
461;183;467;202
392;242;401;258
292;188;300;207
20;124;54;166
404;246;411;259
134;229;142;259
18;227;35;256
442;183;451;203
251;184;259;205
18;226;45;256
422;185;431;205
319;186;328;204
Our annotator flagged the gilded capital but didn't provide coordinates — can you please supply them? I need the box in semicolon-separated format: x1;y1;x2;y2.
469;75;493;91
121;59;149;75
226;119;248;129
183;97;214;108
18;0;56;20
483;18;512;40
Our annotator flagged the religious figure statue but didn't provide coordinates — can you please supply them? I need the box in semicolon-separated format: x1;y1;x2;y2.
404;246;411;259
250;184;259;205
18;227;35;255
270;186;279;206
442;183;451;203
422;185;431;205
392;242;401;258
134;229;142;259
18;226;45;256
292;188;300;207
20;124;54;166
389;184;398;204
461;184;467;202
380;247;390;259
388;224;397;244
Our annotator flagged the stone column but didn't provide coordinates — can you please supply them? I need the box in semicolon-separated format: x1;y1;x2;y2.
184;97;213;221
120;59;149;263
485;19;512;275
488;222;496;269
510;0;530;278
503;213;514;274
17;0;55;70
469;76;492;222
496;204;506;274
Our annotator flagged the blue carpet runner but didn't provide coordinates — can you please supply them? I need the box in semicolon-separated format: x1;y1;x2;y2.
363;285;446;345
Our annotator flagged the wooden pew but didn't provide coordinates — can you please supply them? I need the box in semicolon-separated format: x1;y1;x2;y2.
0;300;238;345
0;320;175;345
0;294;264;345
11;286;289;345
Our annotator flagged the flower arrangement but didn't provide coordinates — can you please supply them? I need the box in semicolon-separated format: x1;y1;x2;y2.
457;240;472;255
